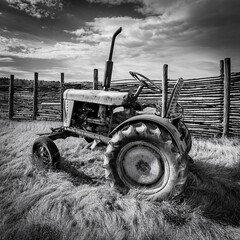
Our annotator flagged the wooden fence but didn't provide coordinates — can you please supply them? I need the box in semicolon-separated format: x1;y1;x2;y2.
0;58;239;138
0;73;88;121
109;59;240;138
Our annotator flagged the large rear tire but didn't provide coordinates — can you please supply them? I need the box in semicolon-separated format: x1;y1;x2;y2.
32;136;60;169
104;122;188;201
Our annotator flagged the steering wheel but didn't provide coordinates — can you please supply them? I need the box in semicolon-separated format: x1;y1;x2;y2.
129;71;162;92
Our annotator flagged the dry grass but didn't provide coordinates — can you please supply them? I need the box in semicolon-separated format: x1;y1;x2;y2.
0;119;240;240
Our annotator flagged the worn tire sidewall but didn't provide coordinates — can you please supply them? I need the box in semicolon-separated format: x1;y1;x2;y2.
107;122;185;200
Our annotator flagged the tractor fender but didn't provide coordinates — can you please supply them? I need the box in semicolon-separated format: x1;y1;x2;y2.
110;114;187;155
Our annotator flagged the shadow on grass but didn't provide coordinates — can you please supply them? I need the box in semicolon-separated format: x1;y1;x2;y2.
5;223;63;240
57;158;104;186
181;160;240;226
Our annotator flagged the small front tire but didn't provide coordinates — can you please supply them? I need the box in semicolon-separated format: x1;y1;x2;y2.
32;136;60;169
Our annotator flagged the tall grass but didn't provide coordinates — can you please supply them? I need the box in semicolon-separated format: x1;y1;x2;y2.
0;119;240;240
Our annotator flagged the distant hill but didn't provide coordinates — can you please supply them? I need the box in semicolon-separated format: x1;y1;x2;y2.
0;77;97;90
0;77;60;87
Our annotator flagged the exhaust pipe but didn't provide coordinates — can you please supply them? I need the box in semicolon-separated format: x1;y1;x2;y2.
103;27;122;91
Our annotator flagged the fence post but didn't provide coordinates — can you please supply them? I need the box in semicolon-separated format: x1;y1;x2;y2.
60;73;64;121
220;60;225;135
9;74;14;120
223;58;231;137
93;69;98;90
33;72;38;120
162;64;168;117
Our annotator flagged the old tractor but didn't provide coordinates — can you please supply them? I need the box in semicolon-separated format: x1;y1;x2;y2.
32;27;192;201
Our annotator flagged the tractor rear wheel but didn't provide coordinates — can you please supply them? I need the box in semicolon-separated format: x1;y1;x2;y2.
32;136;60;169
104;122;188;201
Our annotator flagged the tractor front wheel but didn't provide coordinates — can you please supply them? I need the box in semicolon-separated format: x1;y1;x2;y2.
32;136;60;169
104;122;188;201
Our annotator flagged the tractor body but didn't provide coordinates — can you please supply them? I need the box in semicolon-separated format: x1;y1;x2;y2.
32;27;192;201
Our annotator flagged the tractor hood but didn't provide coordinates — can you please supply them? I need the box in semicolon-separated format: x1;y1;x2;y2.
63;89;129;106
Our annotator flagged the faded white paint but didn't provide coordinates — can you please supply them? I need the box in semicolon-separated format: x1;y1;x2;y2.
63;89;129;106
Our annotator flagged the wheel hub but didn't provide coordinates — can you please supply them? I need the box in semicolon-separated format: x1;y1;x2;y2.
38;146;51;165
118;141;164;186
136;160;151;174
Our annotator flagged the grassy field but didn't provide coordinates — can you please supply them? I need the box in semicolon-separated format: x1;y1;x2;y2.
1;119;240;240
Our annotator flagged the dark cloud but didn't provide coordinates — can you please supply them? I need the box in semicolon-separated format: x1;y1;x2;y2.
189;0;240;27
86;0;141;5
179;0;240;52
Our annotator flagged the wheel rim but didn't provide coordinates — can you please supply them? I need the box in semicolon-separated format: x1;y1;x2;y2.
117;141;167;188
35;145;52;166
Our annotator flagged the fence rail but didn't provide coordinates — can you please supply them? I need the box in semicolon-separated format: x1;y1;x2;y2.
0;58;240;138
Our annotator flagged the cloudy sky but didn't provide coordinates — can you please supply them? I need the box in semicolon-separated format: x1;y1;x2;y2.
0;0;240;82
